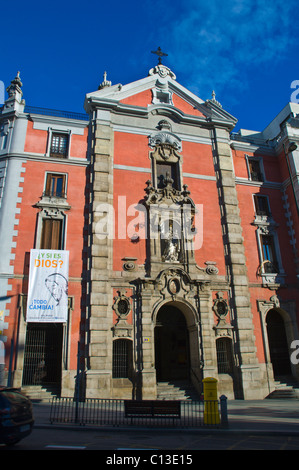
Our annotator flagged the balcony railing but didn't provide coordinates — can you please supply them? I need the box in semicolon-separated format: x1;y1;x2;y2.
42;190;67;199
250;171;264;182
24;105;89;121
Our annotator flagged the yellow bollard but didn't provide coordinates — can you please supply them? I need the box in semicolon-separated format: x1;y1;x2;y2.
203;377;220;425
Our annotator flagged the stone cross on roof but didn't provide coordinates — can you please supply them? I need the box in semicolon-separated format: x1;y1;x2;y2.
151;47;168;65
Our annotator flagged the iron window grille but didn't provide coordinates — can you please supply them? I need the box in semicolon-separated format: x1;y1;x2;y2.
112;339;132;379
216;337;233;374
249;159;264;182
50;133;68;158
254;195;271;216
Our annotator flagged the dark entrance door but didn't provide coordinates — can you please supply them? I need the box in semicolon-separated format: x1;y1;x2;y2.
266;309;292;377
155;305;189;381
22;323;63;388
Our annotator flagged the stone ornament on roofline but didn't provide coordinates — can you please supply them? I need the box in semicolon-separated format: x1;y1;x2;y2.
6;71;23;97
98;71;112;90
148;64;176;80
206;90;222;108
149;47;175;79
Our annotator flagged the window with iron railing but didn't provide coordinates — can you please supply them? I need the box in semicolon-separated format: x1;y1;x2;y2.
216;337;233;374
254;195;271;216
112;339;132;379
248;159;264;182
50;133;68;158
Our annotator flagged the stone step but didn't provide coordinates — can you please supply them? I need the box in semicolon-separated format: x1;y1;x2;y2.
268;389;299;399
21;385;60;402
157;381;200;401
266;376;299;399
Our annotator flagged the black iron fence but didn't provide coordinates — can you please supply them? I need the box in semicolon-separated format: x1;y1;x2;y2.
49;396;228;428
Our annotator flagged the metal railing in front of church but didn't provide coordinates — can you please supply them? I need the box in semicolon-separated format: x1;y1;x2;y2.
49;396;228;428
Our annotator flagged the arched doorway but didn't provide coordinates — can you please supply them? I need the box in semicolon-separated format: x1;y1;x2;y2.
266;309;292;377
154;304;190;381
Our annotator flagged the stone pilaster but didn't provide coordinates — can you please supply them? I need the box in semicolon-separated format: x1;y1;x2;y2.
138;282;157;399
213;131;268;399
198;289;218;379
86;121;114;398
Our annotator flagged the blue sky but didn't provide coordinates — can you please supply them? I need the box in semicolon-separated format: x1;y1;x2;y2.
2;0;299;132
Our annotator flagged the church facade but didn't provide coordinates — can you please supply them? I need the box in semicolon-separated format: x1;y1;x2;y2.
1;61;299;400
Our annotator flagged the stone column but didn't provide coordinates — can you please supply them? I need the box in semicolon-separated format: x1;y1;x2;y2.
213;129;267;399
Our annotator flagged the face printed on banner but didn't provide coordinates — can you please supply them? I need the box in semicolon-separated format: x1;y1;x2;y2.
45;273;68;305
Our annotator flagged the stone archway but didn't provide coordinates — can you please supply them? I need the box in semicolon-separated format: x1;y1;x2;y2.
155;305;189;381
153;300;202;390
266;309;292;378
258;297;299;385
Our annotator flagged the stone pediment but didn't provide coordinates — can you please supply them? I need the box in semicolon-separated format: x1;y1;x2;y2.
84;68;237;131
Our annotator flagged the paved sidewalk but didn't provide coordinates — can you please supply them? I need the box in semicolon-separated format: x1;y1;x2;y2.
31;399;299;435
224;399;299;434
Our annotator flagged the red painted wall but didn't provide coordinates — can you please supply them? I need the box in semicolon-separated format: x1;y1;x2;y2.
119;88;205;117
113;132;226;274
234;147;299;363
24;120;89;159
5;124;88;372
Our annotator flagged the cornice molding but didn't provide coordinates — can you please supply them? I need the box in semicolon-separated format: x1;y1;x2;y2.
27;113;89;128
0;153;89;166
235;177;282;189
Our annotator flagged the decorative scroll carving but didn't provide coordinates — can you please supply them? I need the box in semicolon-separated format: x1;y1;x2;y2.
149;120;182;156
144;179;194;208
257;295;281;316
155;268;192;300
148;64;176;80
213;292;229;319
112;290;132;338
212;292;233;337
205;261;219;275
122;257;137;272
113;290;131;318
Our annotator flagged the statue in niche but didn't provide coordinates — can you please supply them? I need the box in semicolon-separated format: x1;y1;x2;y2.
161;219;180;262
163;236;178;262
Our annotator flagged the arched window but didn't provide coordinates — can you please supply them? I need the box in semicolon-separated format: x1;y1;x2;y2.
112;339;132;379
216;337;233;374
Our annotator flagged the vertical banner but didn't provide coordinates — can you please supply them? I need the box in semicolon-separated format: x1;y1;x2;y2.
26;249;69;323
